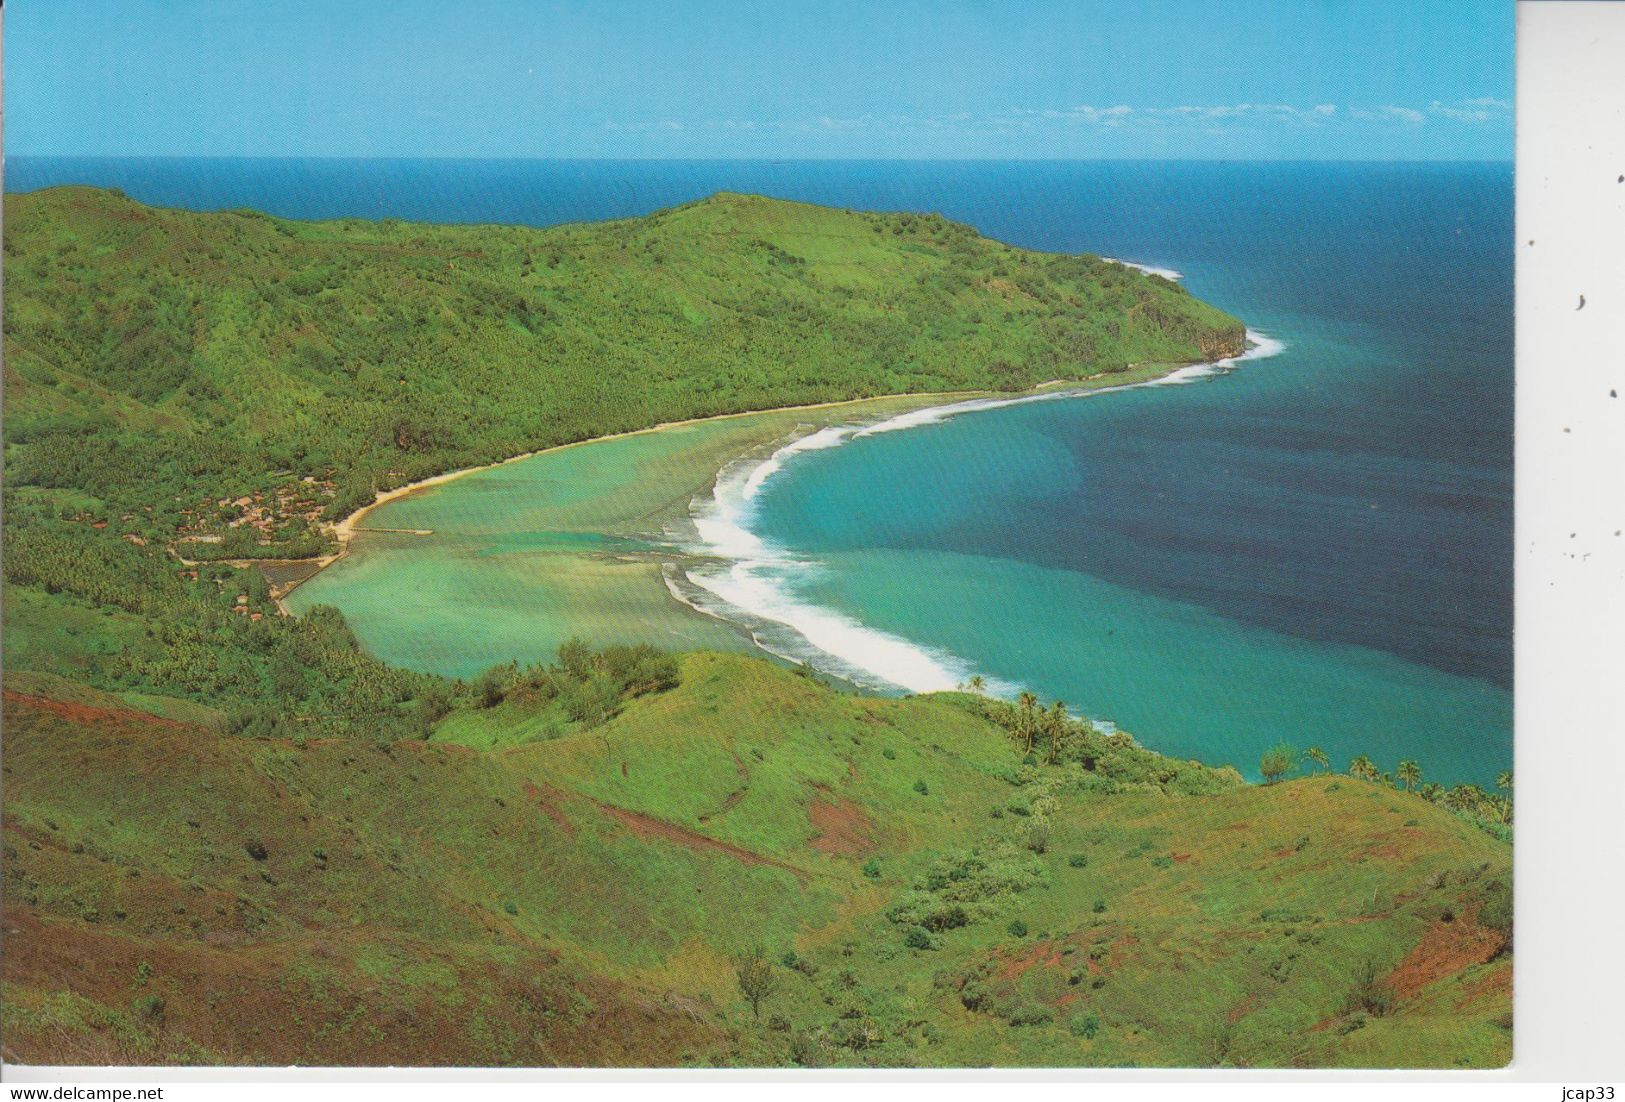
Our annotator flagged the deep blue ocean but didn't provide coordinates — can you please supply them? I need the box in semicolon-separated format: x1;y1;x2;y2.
8;158;1512;784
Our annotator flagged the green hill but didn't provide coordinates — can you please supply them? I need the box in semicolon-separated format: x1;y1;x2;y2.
0;189;1509;1068
2;654;1510;1067
3;186;1243;539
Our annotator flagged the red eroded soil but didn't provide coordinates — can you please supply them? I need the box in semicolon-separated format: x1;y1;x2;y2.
806;795;876;857
521;781;578;836
993;939;1069;983
1453;961;1513;1011
580;796;812;884
1385;907;1506;1000
2;690;193;732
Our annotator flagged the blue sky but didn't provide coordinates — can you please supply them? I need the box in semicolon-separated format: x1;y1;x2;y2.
7;0;1513;160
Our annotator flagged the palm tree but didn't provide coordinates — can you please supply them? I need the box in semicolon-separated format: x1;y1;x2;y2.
967;675;986;695
1396;760;1421;792
1496;769;1512;793
1418;782;1444;803
1443;784;1479;814
1016;691;1040;755
1305;746;1330;773
1045;701;1069;765
1349;755;1379;783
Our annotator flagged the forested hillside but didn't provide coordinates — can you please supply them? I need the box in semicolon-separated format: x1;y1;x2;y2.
3;186;1243;547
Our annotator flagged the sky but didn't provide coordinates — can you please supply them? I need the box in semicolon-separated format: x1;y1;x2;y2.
5;0;1514;161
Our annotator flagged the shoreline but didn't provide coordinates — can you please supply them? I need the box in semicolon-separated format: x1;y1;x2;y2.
670;329;1283;697
275;329;1274;625
273;373;1191;606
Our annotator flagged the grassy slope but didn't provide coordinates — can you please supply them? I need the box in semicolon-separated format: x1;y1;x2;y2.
3;654;1511;1068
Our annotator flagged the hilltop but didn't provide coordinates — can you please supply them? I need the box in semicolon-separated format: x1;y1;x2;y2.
2;653;1510;1067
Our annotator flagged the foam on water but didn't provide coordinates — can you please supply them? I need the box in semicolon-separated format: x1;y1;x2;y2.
670;331;1284;695
1104;257;1185;282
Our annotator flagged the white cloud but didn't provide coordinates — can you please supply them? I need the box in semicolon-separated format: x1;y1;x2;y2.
1066;105;1136;125
616;98;1507;143
1429;97;1513;123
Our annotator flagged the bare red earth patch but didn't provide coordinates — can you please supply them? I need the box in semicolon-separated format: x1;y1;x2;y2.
3;690;192;732
1385;907;1505;1000
520;781;577;837
993;939;1069;983
582;797;812;884
1453;961;1513;1011
807;795;876;857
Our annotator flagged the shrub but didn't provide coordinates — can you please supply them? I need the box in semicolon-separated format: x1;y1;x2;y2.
788;1031;821;1067
1068;853;1089;868
471;663;519;710
768;1014;791;1033
1025;819;1051;854
561;673;621;726
1007;1003;1053;1027
1260;742;1299;784
1069;1011;1102;1039
733;946;780;1023
132;994;166;1027
917;904;970;932
1092;899;1107;914
904;927;939;951
913;780;930;795
861;858;882;879
1344;958;1394;1018
882;748;896;760
1007;918;1029;938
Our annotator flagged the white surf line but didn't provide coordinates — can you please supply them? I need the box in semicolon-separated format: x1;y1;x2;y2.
1103;257;1184;282
670;329;1286;697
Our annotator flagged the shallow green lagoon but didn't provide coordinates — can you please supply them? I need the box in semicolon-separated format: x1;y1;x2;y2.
285;423;757;677
284;397;953;678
